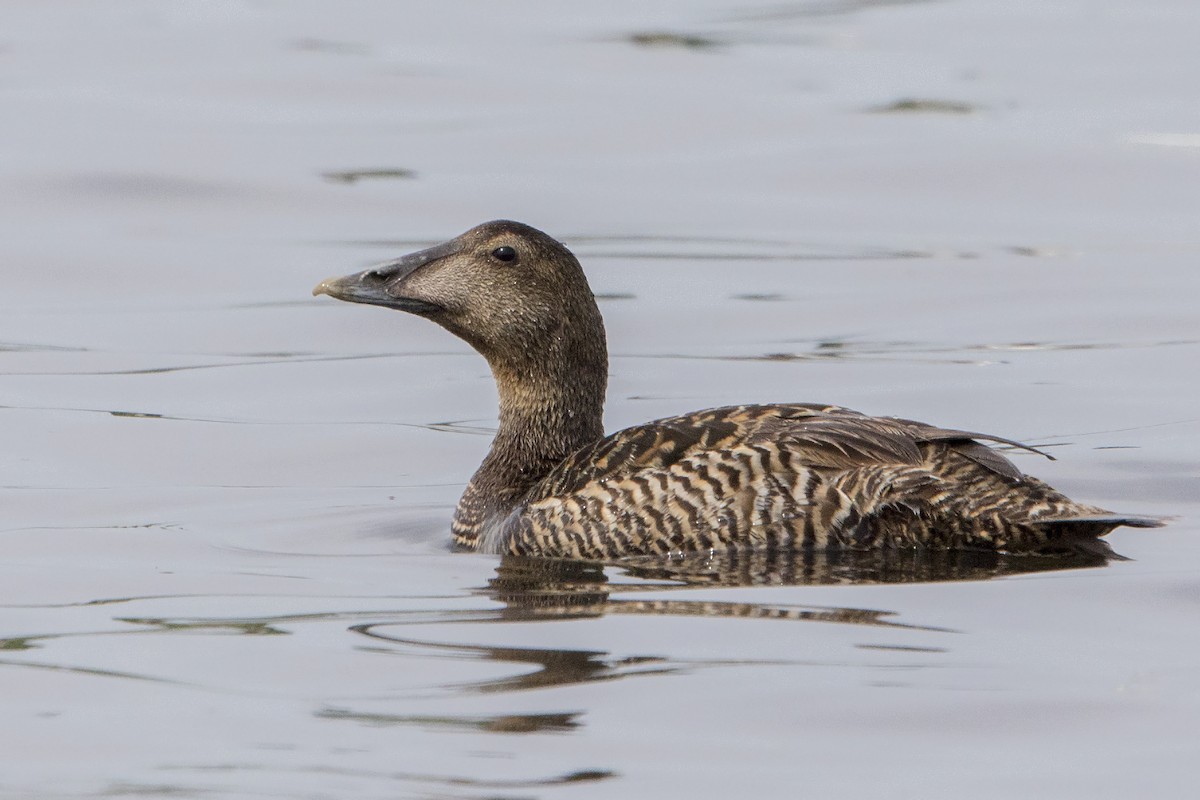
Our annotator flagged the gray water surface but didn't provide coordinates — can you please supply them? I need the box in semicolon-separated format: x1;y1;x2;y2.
2;1;1198;798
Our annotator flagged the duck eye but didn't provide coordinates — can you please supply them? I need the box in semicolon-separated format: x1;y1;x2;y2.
491;245;517;263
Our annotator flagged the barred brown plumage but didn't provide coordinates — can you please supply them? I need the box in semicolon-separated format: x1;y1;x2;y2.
314;220;1163;559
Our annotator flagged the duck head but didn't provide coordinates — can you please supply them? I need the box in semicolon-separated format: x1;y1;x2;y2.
313;219;606;375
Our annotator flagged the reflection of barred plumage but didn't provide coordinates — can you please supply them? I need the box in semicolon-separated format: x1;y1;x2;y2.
489;550;1114;599
316;221;1162;560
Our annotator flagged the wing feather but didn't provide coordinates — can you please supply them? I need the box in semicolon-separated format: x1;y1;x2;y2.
526;404;1037;503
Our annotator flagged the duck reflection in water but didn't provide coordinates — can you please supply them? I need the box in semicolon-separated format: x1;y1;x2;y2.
483;545;1115;621
348;547;1111;701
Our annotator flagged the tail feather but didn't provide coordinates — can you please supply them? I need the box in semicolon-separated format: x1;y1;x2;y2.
1028;514;1165;560
1030;514;1166;549
1040;514;1167;530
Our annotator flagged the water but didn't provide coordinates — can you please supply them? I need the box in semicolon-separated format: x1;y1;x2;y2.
2;1;1198;797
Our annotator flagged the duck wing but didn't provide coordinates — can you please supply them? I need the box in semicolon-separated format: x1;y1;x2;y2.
527;403;1046;502
502;404;1150;558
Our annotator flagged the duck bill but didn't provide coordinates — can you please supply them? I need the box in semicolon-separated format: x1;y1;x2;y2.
312;240;455;314
311;271;395;305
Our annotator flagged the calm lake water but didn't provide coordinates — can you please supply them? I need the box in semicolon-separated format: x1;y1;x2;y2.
2;1;1198;798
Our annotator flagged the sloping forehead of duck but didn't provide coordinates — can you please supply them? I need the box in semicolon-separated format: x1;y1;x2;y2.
461;220;562;246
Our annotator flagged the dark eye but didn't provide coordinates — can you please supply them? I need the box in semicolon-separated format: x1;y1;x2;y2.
491;245;517;263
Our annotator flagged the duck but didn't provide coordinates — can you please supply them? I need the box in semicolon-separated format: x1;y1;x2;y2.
313;220;1161;559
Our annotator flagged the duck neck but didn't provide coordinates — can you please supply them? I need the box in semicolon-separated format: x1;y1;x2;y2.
489;359;607;486
452;317;608;549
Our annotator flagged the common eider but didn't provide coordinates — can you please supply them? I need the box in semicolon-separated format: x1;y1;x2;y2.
314;220;1161;559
